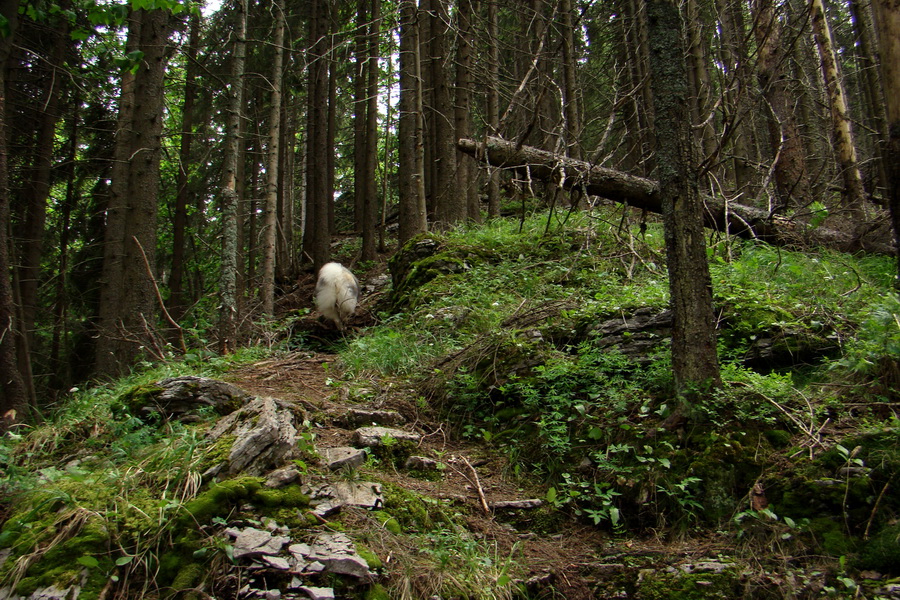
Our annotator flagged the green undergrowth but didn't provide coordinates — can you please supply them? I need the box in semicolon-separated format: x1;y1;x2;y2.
339;209;900;564
0;347;276;596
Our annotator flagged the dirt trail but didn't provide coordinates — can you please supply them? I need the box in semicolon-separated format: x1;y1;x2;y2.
223;351;623;598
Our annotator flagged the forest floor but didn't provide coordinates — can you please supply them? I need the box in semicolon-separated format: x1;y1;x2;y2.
207;269;762;600
223;350;707;600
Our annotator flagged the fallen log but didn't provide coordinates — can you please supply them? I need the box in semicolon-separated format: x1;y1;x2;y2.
458;136;895;255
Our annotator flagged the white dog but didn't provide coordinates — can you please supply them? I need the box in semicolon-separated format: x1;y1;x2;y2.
314;262;359;331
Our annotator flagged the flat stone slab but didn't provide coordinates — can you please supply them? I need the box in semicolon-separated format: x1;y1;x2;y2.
231;527;290;559
352;426;421;448
490;499;544;510
305;481;384;516
320;447;367;471
297;586;335;600
342;408;405;428
404;455;438;471
289;533;374;581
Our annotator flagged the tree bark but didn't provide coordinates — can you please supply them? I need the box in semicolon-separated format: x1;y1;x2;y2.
752;0;813;211
849;0;889;197
871;0;900;285
169;11;201;323
397;0;427;245
362;0;380;260
261;0;285;317
0;0;29;427
457;136;895;255
218;0;247;353
486;0;501;217
716;0;758;199
302;0;332;269
645;0;721;403
96;8;173;375
429;0;462;228
455;0;478;222
809;0;867;217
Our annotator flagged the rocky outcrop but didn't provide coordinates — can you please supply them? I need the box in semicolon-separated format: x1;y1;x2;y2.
206;396;303;478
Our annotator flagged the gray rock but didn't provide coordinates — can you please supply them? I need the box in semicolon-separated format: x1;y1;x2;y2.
0;585;79;600
343;408;405;428
352;426;421;448
265;466;302;488
303;533;375;581
330;481;383;509
404;455;438;471
207;396;301;477
490;499;543;510
138;376;253;420
232;527;290;559
261;555;292;570
321;447;367;471
298;587;336;600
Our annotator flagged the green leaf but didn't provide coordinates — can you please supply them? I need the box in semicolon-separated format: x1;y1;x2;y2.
77;556;100;568
546;486;557;503
115;555;134;566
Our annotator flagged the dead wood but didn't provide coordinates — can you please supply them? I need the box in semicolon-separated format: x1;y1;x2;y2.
457;136;895;255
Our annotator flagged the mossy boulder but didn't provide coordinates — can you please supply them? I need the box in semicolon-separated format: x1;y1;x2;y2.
388;234;471;309
856;522;900;574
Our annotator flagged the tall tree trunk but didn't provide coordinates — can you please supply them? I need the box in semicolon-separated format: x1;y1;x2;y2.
169;11;201;323
353;0;367;232
645;0;721;408
486;0;501;217
455;0;478;222
0;0;29;427
51;103;79;391
685;0;717;169
849;0;889;197
218;0;247;353
752;0;813;211
96;8;172;375
303;0;331;269
809;0;867;220
716;0;758;200
871;0;900;285
261;0;285;317
560;0;581;160
16;16;67;390
429;0;462;227
397;0;427;245
362;0;380;260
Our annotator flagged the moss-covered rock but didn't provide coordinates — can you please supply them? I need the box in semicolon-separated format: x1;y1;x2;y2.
856;522;900;574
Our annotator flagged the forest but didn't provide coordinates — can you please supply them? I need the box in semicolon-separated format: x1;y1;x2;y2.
1;0;900;597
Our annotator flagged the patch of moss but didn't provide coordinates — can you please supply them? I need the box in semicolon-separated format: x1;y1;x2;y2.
0;507;112;596
113;383;166;418
637;569;742;600
380;482;455;532
806;517;855;556
196;434;236;473
170;562;205;593
856;523;900;574
363;583;392;600
252;484;310;508
686;432;763;523
370;438;417;467
763;429;792;448
356;545;383;570
371;510;402;535
180;476;264;523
